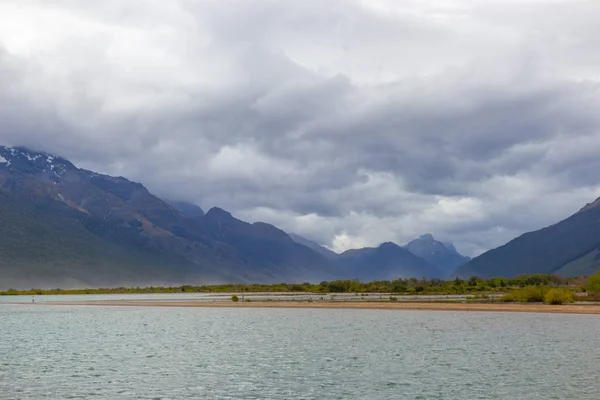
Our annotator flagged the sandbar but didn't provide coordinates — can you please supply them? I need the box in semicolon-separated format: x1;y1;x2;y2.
26;300;600;314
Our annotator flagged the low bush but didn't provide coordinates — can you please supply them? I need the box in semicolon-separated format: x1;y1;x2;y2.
231;295;239;302
500;286;549;303
544;288;575;305
499;294;514;302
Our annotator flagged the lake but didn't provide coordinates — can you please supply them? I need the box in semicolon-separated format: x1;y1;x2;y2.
1;305;598;399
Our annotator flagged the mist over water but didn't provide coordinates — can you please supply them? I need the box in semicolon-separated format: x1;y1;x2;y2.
1;305;599;399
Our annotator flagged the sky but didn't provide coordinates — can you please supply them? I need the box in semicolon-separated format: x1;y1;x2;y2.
1;0;599;256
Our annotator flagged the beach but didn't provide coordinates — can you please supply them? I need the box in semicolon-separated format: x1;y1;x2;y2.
23;299;600;314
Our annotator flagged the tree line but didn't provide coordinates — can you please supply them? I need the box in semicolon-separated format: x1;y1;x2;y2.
2;272;600;296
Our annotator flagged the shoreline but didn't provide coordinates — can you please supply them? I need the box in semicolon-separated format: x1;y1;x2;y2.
14;300;600;314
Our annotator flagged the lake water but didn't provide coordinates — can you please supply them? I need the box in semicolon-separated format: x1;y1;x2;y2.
1;305;598;399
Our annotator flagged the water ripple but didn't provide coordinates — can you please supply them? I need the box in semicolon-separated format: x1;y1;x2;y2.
1;305;599;399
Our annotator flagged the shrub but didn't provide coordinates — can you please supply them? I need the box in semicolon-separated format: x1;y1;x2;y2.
389;296;398;301
500;286;549;303
468;276;480;286
584;271;600;299
231;295;239;302
544;288;575;305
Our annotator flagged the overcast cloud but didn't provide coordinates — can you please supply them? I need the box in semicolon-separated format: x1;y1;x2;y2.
1;0;599;256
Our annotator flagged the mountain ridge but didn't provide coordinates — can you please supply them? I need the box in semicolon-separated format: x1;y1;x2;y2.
0;146;342;288
288;233;339;260
5;144;588;289
455;200;600;278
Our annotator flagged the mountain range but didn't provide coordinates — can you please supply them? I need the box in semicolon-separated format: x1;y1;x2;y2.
288;233;469;280
0;146;464;289
1;145;596;289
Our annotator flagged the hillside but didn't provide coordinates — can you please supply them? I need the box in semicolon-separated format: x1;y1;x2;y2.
0;146;340;288
288;233;339;260
455;198;600;278
0;191;213;290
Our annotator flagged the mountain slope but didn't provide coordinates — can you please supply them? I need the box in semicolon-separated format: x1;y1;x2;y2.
0;145;342;287
336;242;442;281
404;234;470;275
0;190;211;290
0;146;236;280
197;209;341;282
455;198;600;278
288;233;339;260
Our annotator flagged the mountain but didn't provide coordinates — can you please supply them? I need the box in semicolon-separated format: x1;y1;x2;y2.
404;234;470;275
0;190;206;290
288;233;339;260
195;208;341;282
168;200;205;218
455;198;600;278
0;146;340;288
336;242;442;281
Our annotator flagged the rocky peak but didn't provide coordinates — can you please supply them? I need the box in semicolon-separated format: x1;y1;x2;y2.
205;207;234;220
578;197;600;214
419;233;435;242
443;241;458;252
379;241;402;251
0;146;75;179
404;233;470;273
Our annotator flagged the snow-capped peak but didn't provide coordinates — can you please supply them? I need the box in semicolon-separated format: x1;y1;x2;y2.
0;145;74;177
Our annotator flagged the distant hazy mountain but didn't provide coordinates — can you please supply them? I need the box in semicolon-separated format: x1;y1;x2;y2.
168;200;205;218
404;234;470;275
455;198;600;278
288;233;339;260
336;242;442;281
0;146;340;289
197;208;341;282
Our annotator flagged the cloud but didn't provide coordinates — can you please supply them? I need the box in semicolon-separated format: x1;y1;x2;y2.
0;0;599;257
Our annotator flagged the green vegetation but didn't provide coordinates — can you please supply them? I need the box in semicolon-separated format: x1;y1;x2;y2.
555;249;600;277
231;295;239;302
500;286;577;304
544;288;575;305
584;271;600;299
0;192;197;289
500;286;549;303
2;273;595;298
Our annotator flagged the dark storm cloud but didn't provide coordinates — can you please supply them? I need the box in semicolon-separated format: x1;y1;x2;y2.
1;0;599;255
